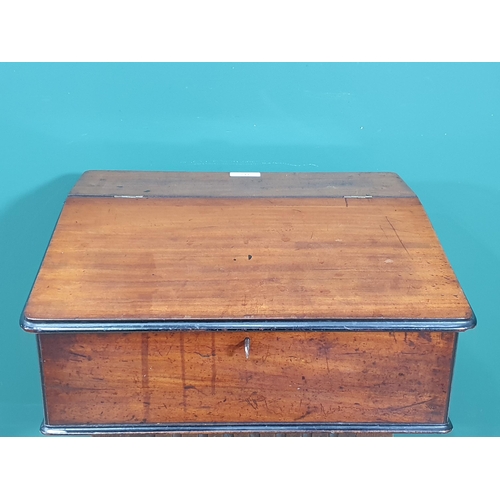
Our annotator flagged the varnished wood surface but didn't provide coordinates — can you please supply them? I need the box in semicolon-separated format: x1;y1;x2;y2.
70;171;416;198
24;196;472;323
40;331;455;426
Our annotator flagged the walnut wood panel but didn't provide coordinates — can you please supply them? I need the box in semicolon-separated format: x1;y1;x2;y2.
40;331;456;426
70;171;416;198
25;197;472;322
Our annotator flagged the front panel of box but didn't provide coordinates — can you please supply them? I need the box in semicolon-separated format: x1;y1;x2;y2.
39;331;456;427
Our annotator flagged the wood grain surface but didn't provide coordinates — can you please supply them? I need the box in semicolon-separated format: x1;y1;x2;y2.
40;331;456;426
70;171;416;198
24;196;472;322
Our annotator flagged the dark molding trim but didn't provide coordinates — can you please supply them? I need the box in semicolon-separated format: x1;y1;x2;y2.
22;313;477;334
41;420;452;436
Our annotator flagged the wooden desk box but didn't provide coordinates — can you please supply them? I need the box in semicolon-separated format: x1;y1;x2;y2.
21;171;475;436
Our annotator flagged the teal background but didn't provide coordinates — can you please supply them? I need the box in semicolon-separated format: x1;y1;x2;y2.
1;63;498;436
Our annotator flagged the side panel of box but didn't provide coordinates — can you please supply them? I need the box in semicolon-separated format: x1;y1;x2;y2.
39;331;456;426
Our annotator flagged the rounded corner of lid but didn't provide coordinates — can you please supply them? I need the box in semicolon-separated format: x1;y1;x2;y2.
81;169;97;176
19;312;41;333
382;171;405;183
449;310;477;332
40;423;67;436
74;170;94;183
465;310;477;330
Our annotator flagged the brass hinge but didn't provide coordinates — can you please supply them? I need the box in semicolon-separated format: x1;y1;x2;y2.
343;195;373;199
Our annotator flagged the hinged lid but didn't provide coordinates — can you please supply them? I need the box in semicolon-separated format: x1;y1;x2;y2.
21;171;475;333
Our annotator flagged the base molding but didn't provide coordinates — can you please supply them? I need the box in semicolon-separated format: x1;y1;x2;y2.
41;420;452;436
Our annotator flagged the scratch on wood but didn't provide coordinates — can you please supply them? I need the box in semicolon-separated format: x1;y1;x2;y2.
184;385;207;396
211;332;216;396
388;398;435;412
418;332;433;342
69;351;90;360
245;392;266;410
262;344;270;362
295;409;313;421
61;386;111;392
180;333;187;414
141;333;150;422
386;216;410;256
194;352;212;358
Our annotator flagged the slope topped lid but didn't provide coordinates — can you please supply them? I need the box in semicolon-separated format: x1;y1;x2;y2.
22;171;475;333
70;170;416;198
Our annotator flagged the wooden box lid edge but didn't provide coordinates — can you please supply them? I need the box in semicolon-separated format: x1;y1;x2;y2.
21;313;477;334
69;171;417;199
21;171;476;334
